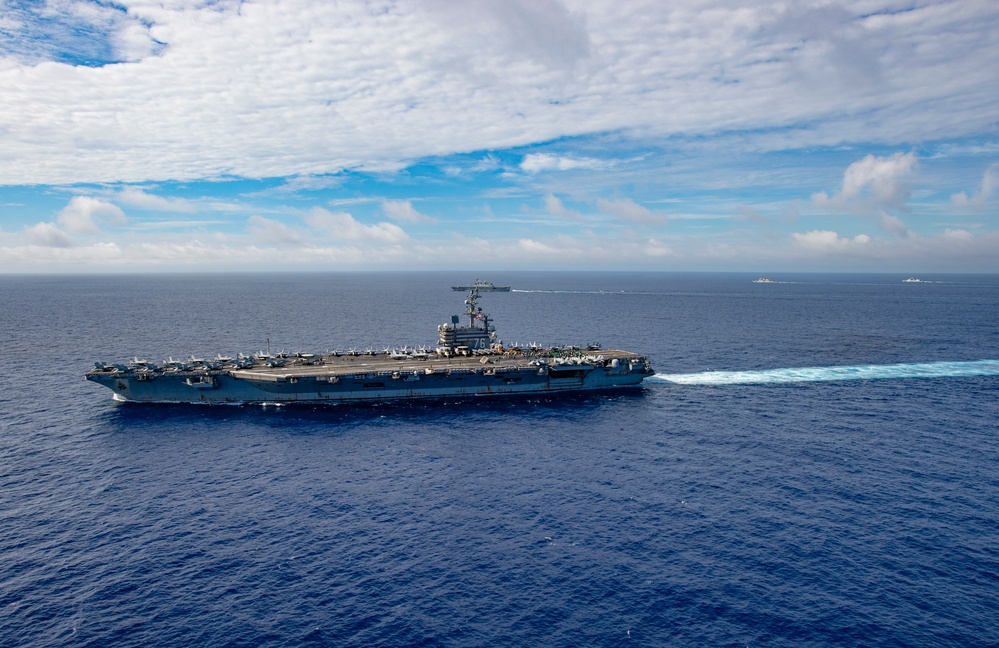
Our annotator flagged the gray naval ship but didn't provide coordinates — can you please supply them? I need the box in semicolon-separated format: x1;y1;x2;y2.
85;285;654;404
450;279;511;292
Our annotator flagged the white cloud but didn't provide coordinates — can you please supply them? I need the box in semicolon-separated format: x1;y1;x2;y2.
596;198;664;224
1;1;998;274
130;219;230;230
116;188;195;212
2;219;997;272
382;200;436;224
247;215;306;246
112;18;163;62
878;212;909;237
941;228;973;243
791;230;871;252
276;175;345;193
755;4;885;91
425;0;589;71
521;154;607;173
812;152;918;212
56;196;128;233
644;239;675;257
0;241;122;269
542;194;583;221
517;238;558;255
0;0;158;64
951;163;999;207
304;207;409;244
0;2;996;185
24;222;74;248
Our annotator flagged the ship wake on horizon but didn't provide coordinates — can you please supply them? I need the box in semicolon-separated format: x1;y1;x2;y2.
654;359;999;385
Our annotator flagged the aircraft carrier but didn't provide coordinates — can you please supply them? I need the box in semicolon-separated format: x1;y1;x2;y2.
85;285;654;404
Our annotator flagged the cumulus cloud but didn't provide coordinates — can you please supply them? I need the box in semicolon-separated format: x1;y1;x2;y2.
304;207;409;244
951;163;999;207
24;222;74;248
382;200;436;224
791;230;871;252
56;196;128;233
812;152;918;212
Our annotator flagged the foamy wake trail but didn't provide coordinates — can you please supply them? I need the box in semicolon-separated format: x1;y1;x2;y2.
511;289;664;295
653;359;999;385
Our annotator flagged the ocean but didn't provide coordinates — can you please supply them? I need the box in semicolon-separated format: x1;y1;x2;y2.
1;272;997;647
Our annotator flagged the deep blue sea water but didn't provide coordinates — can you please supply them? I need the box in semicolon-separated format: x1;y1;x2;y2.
2;272;998;647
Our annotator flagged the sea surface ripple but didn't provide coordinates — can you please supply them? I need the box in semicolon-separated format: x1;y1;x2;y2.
1;272;998;647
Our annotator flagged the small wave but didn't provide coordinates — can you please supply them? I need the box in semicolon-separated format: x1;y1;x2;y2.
653;359;999;385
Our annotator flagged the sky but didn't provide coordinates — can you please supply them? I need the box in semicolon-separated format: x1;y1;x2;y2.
0;0;997;273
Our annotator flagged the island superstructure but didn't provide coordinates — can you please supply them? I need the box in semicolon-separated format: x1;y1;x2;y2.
85;284;654;404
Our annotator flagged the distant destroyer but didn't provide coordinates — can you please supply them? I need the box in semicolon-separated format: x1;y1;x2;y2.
451;279;510;292
86;284;654;404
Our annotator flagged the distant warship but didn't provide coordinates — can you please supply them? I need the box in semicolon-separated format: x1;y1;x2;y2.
450;279;511;292
85;284;654;404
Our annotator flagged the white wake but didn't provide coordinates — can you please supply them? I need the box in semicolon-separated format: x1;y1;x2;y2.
653;359;999;385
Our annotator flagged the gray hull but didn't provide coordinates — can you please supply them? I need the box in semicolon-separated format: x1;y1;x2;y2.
87;352;653;405
86;284;654;405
